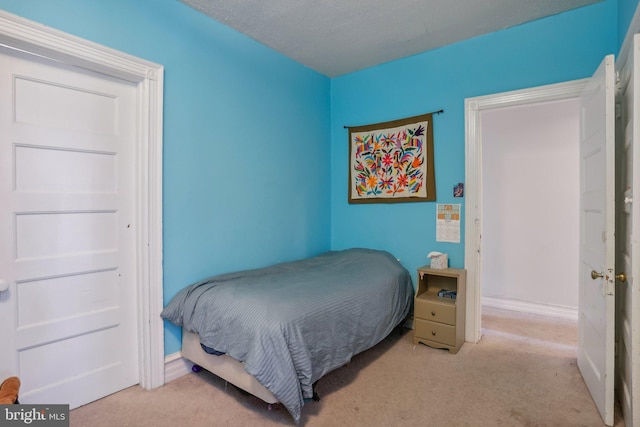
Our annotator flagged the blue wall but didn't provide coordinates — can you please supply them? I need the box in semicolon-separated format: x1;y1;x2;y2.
619;0;639;49
0;0;636;357
0;0;332;355
330;0;618;282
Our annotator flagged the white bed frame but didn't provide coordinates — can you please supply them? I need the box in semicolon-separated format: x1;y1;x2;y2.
181;329;278;404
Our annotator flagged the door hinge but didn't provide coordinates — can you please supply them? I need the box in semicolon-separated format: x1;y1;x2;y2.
616;103;622;120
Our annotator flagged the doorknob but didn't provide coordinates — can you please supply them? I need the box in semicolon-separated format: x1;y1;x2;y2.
0;279;9;293
591;270;627;283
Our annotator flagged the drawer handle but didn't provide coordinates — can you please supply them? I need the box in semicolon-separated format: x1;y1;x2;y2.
431;331;436;336
431;311;436;316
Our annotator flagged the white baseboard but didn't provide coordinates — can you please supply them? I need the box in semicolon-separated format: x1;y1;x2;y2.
482;296;578;321
164;352;193;383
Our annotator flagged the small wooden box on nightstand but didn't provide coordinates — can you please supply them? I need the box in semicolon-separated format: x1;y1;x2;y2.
413;266;466;354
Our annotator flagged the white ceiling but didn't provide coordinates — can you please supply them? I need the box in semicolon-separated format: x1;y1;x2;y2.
181;0;603;77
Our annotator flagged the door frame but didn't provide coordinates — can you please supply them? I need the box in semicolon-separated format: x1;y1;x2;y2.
0;10;165;389
464;79;587;343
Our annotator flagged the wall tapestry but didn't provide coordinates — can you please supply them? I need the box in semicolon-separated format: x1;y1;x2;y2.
348;113;436;204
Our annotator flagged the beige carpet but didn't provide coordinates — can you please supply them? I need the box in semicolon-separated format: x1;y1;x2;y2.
70;307;624;426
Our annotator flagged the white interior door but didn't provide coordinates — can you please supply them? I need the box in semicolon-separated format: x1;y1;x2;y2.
0;46;139;408
578;54;616;426
617;33;640;427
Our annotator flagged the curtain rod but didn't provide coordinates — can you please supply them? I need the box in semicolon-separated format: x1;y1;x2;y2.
343;109;444;129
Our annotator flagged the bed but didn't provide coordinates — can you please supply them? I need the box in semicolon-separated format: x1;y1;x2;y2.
161;248;413;423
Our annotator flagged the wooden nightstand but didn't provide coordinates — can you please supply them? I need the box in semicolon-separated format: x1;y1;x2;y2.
413;266;466;354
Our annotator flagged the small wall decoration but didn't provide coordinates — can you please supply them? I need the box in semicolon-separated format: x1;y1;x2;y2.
348;112;437;204
454;183;464;197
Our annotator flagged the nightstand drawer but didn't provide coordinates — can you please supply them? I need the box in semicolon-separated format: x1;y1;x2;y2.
414;298;456;325
414;318;456;346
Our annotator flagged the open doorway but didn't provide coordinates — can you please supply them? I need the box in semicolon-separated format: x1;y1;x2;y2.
464;54;635;427
464;79;588;343
480;98;580;321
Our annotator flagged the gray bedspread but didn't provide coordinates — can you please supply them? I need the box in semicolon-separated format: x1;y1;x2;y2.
161;248;413;423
